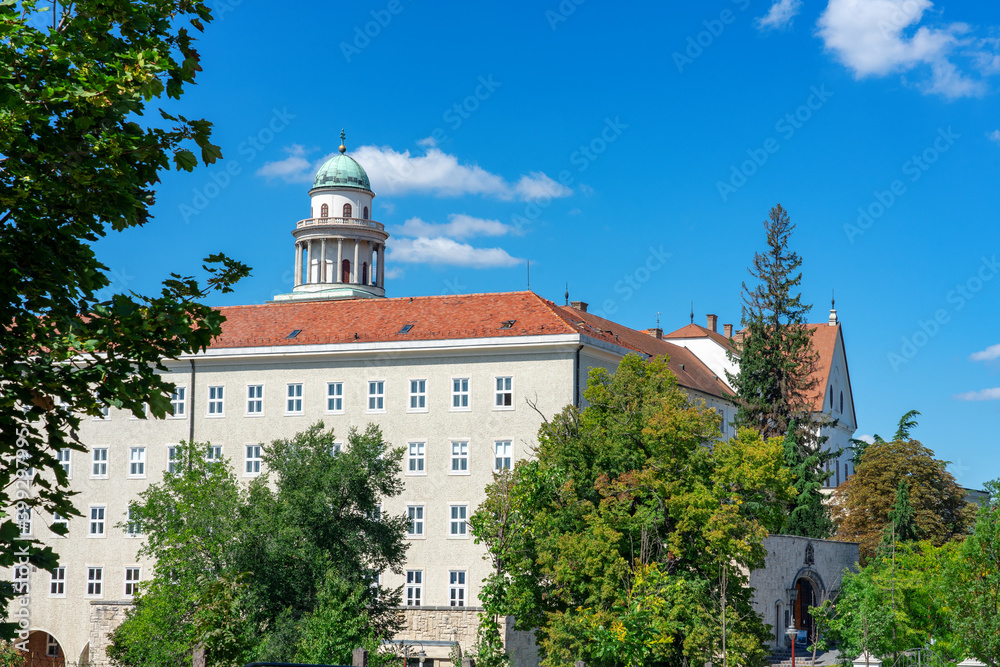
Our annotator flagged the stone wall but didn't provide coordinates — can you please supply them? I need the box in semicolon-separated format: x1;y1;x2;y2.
88;601;133;665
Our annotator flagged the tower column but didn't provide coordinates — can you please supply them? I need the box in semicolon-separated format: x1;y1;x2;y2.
336;239;343;284
377;243;385;287
320;239;327;283
351;239;361;285
306;239;313;284
294;243;302;286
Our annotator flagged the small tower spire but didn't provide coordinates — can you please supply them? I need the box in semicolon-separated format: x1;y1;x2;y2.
829;289;838;326
565;283;569;306
690;301;694;325
339;129;347;154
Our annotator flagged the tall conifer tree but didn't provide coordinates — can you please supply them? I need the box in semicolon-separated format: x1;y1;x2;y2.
728;204;837;537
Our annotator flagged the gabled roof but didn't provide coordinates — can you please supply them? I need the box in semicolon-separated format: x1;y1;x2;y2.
663;323;735;351
805;322;855;419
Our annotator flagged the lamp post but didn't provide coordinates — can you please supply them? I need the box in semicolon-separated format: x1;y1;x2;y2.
403;641;426;667
787;586;799;667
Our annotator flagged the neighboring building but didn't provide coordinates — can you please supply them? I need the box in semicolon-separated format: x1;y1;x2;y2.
10;138;858;666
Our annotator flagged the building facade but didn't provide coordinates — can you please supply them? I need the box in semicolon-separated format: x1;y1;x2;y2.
10;140;858;666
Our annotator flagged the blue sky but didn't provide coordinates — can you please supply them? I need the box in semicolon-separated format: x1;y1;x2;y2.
94;0;1000;489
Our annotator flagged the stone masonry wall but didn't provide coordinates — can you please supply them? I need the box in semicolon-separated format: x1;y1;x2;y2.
88;601;133;665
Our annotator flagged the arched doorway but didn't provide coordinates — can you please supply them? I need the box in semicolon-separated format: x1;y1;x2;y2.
22;630;66;667
794;578;816;640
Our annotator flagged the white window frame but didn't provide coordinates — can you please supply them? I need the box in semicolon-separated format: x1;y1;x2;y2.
207;385;225;417
246;383;264;416
449;504;468;538
406;441;426;475
367;380;385;413
286;382;304;415
206;445;222;464
91;447;108;479
46;635;58;658
125;506;142;537
170;386;187;418
331;442;343;456
449;570;467;607
245;444;262;476
408;379;427;412
166;445;179;474
86;566;103;597
88;505;106;538
405;570;423;606
451;377;471;411
124;567;141;598
51;512;68;537
406;505;424;538
326;381;345;413
57;448;71;478
450;440;470;475
49;567;66;598
494;439;512;472
95;404;110;420
128;446;146;478
494;375;514;410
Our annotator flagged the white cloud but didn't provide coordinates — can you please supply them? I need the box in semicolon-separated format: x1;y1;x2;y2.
988;130;1000;145
954;387;1000;401
970;343;1000;361
393;214;518;240
385;267;406;280
756;0;803;31
257;144;572;202
388;237;522;268
816;0;996;99
857;434;875;444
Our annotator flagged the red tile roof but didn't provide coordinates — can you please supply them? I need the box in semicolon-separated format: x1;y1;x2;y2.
806;323;842;412
663;323;735;351
208;291;732;399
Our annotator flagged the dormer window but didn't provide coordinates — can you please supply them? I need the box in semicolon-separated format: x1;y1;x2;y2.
343;203;352;218
840;391;844;413
320;203;329;218
363;206;369;219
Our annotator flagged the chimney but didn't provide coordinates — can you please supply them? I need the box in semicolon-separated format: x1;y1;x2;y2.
644;328;663;340
723;323;733;338
570;300;588;312
706;314;718;332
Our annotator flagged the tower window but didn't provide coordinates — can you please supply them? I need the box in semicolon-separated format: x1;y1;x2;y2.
363;206;369;219
320;203;329;218
342;259;351;283
840;391;844;413
362;262;368;285
343;203;352;218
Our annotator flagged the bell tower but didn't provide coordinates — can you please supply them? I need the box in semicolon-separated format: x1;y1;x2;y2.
274;130;389;302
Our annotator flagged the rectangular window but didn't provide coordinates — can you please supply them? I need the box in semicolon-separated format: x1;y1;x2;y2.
449;570;467;607
245;444;262;475
167;445;179;474
367;381;385;412
494;440;512;471
286;383;303;414
86;567;103;596
451;378;470;410
331;442;343;455
88;506;105;537
246;384;263;415
206;445;222;464
124;567;141;597
405;570;422;606
407;442;425;474
170;386;186;417
46;635;58;658
126;506;142;537
207;385;224;416
449;504;468;536
49;567;65;597
52;513;68;536
495;376;513;408
91;448;108;478
409;379;427;411
406;505;424;536
128;446;146;478
326;382;344;413
97;405;110;419
450;441;469;473
57;448;71;477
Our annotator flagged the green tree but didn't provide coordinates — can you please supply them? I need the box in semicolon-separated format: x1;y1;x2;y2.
471;355;794;667
948;479;1000;667
108;424;407;667
833;413;974;561
0;0;249;629
727;205;837;538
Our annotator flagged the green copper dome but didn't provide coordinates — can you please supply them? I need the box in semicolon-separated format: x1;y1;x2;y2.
312;153;372;191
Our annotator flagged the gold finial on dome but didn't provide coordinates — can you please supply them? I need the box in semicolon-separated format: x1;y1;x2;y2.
339;129;347;154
